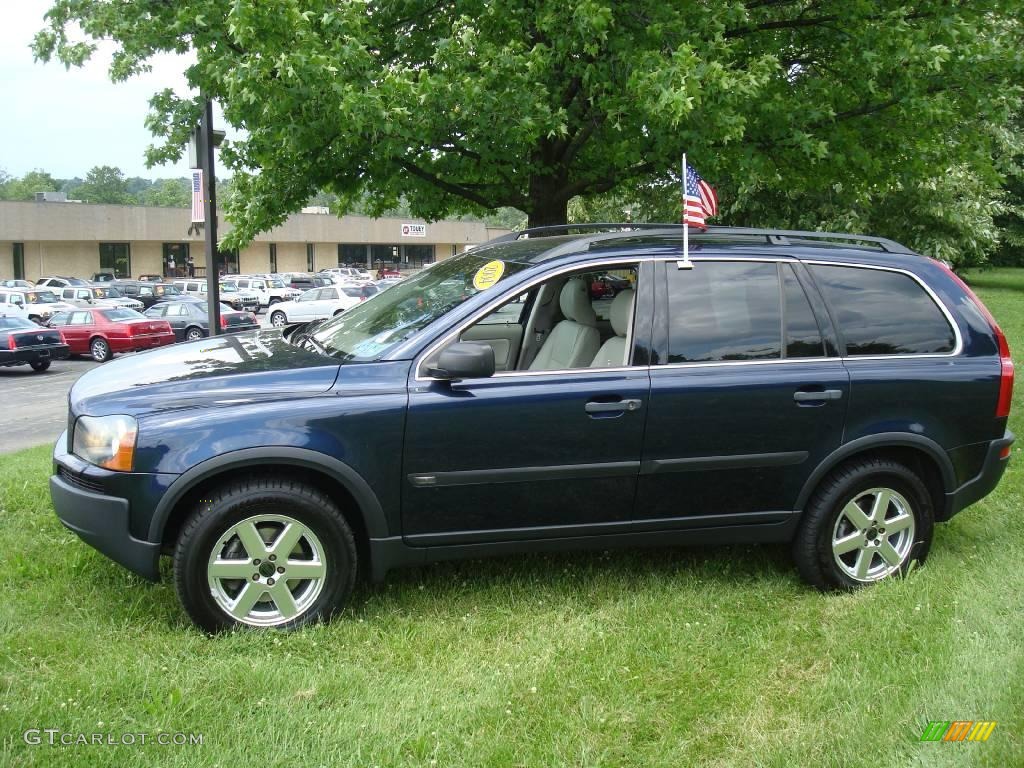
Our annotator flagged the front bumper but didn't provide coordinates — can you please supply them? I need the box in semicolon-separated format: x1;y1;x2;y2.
941;430;1015;521
50;433;162;581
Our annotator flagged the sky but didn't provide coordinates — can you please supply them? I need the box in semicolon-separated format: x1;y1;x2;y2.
2;1;235;180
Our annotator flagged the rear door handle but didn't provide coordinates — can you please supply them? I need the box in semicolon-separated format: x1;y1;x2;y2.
585;399;643;414
793;389;843;403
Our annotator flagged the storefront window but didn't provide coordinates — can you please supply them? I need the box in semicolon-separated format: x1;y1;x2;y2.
99;243;131;278
163;243;190;278
12;243;24;280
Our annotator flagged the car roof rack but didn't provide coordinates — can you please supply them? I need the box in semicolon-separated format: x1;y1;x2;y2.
491;223;915;255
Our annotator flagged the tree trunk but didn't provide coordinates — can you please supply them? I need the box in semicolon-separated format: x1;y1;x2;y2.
527;166;569;231
527;201;570;230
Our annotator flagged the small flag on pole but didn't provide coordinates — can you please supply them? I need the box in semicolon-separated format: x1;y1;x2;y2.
191;170;205;223
681;158;717;229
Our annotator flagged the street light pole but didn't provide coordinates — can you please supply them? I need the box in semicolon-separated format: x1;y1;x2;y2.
199;98;221;335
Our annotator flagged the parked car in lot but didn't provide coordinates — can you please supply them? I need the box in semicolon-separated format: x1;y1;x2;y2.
0;316;69;372
35;276;91;291
49;224;1015;631
283;273;334;292
137;274;164;282
267;285;362;326
111;280;187;309
57;286;145;312
91;272;116;283
0;289;76;323
144;301;259;341
222;276;300;308
1;279;34;290
321;267;373;285
45;307;175;361
172;279;260;313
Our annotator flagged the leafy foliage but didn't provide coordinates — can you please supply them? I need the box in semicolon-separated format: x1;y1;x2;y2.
73;165;134;205
33;1;1024;256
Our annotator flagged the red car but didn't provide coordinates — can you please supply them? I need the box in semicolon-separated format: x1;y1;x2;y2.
46;308;175;362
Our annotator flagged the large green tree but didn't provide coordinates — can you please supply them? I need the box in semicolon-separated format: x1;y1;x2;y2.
35;1;1023;249
0;169;61;201
74;165;133;204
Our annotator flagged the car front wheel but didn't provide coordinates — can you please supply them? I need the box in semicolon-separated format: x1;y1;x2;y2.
173;478;358;631
185;326;204;342
793;458;934;590
270;311;287;327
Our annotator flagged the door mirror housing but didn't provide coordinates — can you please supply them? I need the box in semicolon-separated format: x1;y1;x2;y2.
428;342;495;381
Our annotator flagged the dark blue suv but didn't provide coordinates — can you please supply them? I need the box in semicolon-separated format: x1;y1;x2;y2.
50;225;1015;631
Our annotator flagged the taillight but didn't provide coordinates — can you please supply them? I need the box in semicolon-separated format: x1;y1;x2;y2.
247;313;257;324
220;315;228;329
58;330;67;343
7;334;16;350
936;260;1013;418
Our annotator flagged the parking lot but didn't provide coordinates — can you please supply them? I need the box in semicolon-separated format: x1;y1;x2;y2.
0;310;284;455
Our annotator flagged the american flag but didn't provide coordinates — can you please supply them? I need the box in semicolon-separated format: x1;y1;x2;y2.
191;170;205;223
681;161;717;229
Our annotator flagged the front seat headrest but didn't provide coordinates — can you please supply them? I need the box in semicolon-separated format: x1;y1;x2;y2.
559;278;597;326
609;289;635;337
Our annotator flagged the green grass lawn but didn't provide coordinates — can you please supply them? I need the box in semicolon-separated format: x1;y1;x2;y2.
2;273;1023;767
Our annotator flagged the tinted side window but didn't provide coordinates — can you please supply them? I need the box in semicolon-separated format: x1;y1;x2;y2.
666;262;782;362
783;265;825;358
810;265;955;355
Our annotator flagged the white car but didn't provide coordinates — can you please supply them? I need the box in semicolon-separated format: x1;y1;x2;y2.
0;289;76;323
56;286;145;312
321;267;373;285
223;276;301;308
267;286;361;327
1;279;34;290
172;279;261;313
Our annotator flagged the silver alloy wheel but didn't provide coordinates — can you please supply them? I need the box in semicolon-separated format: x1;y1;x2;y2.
207;514;327;627
91;338;109;361
185;327;203;341
270;311;287;327
831;487;916;583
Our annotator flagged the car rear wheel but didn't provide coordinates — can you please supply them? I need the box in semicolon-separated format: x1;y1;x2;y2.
185;326;204;342
173;478;358;631
793;458;933;590
90;337;111;362
29;360;51;372
270;310;287;327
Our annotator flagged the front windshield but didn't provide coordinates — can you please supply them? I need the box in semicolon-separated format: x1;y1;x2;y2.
26;291;59;304
309;252;530;362
154;285;180;296
269;280;285;288
220;284;238;293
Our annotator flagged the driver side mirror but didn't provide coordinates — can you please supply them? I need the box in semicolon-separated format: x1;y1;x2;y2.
428;342;495;381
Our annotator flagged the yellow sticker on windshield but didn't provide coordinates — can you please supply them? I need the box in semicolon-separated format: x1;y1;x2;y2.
472;260;505;290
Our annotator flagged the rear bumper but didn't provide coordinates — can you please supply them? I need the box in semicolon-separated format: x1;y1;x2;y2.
110;334;176;353
50;435;161;581
0;344;70;366
941;430;1014;521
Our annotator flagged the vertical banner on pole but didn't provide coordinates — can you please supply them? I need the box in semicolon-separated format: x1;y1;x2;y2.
191;170;204;223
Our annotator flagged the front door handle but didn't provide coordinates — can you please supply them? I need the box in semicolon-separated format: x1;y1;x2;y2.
793;389;843;403
585;399;643;414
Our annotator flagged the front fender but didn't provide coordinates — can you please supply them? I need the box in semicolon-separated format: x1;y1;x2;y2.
147;446;390;542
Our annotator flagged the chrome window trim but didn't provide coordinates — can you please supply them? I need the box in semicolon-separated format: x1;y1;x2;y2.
410;254;962;382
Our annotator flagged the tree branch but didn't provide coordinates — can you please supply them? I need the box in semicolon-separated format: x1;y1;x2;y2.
398;159;503;208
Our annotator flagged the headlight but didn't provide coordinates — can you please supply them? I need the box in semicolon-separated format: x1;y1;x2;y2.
73;415;138;471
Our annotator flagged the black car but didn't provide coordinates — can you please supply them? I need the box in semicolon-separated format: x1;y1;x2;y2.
288;274;334;291
0;316;69;372
144;301;260;341
49;224;1014;632
111;280;187;308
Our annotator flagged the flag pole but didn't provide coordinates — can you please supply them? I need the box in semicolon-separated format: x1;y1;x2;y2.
679;154;692;270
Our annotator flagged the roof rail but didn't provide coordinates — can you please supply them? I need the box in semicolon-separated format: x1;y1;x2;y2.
490;223;915;255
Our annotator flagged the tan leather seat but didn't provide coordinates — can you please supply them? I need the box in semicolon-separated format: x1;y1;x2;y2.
590;289;635;367
529;278;601;370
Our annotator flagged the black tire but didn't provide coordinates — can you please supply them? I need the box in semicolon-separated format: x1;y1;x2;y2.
270;310;287;327
268;297;281;305
30;359;51;372
90;337;111;362
793;458;934;590
173;477;358;632
185;326;204;342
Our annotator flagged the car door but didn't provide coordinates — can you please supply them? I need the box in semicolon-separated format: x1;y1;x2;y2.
60;310;94;353
400;259;654;544
307;287;337;319
289;289;320;321
636;259;848;523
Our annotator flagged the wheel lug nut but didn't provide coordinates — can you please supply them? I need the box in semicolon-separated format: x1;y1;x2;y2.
253;558;261;565
251;574;259;581
268;554;277;562
277;566;285;574
267;577;275;586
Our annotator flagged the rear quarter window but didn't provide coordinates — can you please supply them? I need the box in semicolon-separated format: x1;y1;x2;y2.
809;264;955;355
